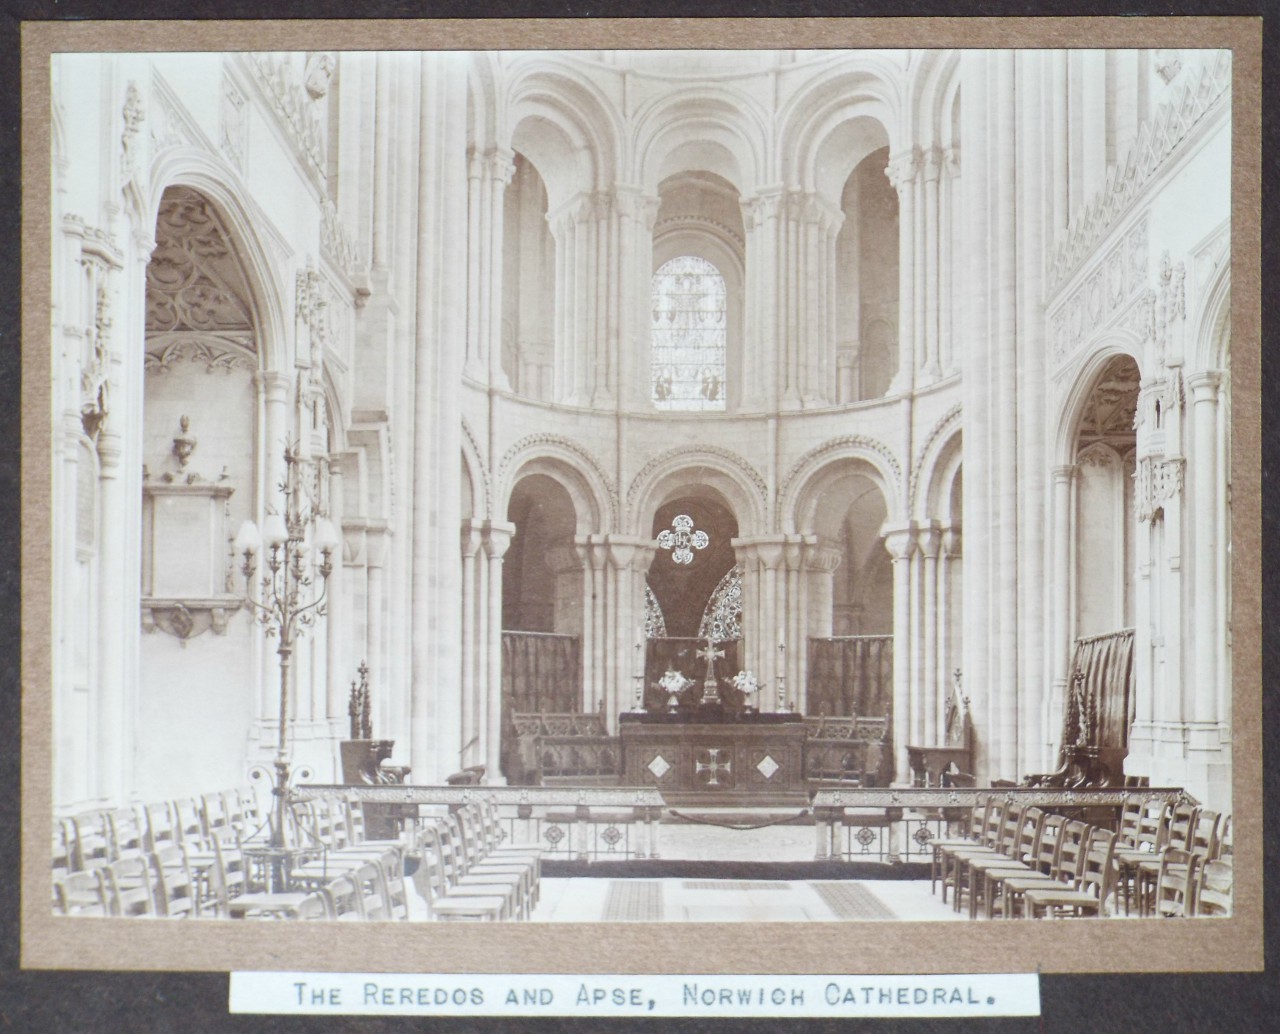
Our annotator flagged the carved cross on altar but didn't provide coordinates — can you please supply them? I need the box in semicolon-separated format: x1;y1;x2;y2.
696;637;724;705
695;747;732;787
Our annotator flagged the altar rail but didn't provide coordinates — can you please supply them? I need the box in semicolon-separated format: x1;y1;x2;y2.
292;785;666;862
810;786;1195;864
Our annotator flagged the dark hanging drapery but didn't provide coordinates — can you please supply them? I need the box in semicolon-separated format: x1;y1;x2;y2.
1058;628;1136;756
805;636;894;718
500;631;581;778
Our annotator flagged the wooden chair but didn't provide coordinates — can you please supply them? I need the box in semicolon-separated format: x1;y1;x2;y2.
1151;848;1201;918
171;798;207;847
928;800;992;896
1194;858;1232;917
934;799;1003;902
442;813;530;919
1023;827;1117;918
55;869;108;916
984;813;1067;919
102;854;157;917
1215;814;1233;860
944;802;1023;915
143;801;181;854
963;808;1047;920
998;819;1090;919
1112;799;1168;915
71;811;112;872
1188;809;1222;860
229;888;335;920
414;830;508;922
151;844;200;918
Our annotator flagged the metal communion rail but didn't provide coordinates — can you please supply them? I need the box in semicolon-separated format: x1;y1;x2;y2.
292;784;1195;864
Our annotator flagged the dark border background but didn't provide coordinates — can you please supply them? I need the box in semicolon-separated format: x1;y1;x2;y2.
2;2;1273;1031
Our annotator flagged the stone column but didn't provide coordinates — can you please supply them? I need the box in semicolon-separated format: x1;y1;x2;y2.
883;524;916;784
324;456;346;738
939;148;959;374
573;535;596;712
992;50;1020;779
937;525;961;738
484;148;515;391
459;520;484;768
886;150;919;392
1188;371;1223;725
482;521;515;784
364;522;390;742
1050;464;1076;763
922;147;943;381
95;428;127;804
918;522;941;745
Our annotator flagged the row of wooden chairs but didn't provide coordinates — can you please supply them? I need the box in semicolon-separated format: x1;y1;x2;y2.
53;788;264;878
931;798;1232;920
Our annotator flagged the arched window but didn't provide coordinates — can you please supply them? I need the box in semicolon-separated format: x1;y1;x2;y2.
651;255;726;411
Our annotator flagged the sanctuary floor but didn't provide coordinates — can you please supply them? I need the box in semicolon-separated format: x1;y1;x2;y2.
529;878;962;923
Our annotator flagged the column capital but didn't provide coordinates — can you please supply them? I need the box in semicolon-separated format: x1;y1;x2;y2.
482;519;516;559
96;428;124;471
341;518;368;565
364;520;391;568
1186;370;1224;402
885;149;921;193
916;519;942;558
881;521;917;561
460;519;484;560
940;524;962;558
921;145;944;184
732;534;788;569
254;370;292;402
573;533;610;570
803;543;844;573
1050;463;1078;485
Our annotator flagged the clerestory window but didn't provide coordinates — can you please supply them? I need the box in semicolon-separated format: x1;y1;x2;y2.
650;255;727;411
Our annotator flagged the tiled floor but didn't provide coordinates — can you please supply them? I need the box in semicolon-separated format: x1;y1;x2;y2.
530;878;963;923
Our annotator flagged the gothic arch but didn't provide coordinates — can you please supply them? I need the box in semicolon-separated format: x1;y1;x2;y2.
627;446;767;536
144;150;292;375
1052;339;1146;467
1192;259;1231;374
497;435;615;534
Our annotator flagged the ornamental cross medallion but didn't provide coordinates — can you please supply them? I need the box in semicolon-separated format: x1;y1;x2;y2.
657;514;709;565
695;747;732;787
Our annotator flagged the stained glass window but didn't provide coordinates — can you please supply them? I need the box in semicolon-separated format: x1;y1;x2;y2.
651;255;727;411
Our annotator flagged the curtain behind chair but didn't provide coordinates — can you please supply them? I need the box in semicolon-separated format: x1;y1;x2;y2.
806;636;894;717
1058;628;1136;754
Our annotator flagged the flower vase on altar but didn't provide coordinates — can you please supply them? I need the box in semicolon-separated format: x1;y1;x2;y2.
732;670;760;713
658;670;692;712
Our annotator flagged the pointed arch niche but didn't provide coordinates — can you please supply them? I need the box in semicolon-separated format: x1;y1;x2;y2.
138;184;262;799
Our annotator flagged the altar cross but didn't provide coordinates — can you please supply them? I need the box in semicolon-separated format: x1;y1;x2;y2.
696;637;724;676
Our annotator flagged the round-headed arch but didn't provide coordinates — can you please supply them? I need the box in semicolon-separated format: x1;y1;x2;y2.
627;446;767;537
497;434;616;535
779;435;902;534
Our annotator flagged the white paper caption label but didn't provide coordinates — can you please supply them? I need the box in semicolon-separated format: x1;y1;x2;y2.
230;972;1041;1017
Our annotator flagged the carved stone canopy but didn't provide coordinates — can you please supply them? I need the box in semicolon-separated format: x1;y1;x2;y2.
146;187;256;339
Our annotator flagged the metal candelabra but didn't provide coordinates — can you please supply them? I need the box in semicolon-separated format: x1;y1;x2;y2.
235;445;339;850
